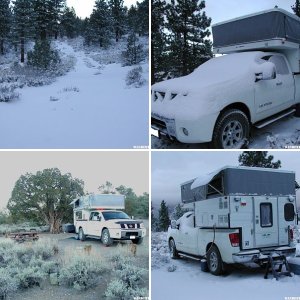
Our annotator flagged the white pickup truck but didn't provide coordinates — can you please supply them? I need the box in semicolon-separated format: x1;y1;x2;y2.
71;194;146;246
152;8;300;148
167;167;297;276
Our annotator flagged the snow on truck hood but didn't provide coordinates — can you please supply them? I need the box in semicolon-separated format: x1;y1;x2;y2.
152;52;262;119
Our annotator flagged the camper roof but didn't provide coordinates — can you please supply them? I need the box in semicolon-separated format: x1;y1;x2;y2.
212;8;300;49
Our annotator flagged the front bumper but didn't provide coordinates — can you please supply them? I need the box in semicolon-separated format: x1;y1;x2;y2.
151;112;219;143
111;229;146;240
232;247;296;264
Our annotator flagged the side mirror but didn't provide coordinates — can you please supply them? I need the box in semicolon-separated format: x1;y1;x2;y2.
255;62;276;82
170;220;177;229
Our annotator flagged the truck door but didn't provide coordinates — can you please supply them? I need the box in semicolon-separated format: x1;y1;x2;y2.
254;54;294;119
177;213;198;255
254;197;279;248
86;211;102;236
278;196;296;245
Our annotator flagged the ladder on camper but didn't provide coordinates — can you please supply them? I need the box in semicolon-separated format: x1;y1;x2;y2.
263;253;292;280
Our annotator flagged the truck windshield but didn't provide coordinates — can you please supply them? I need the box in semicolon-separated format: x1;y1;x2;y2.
102;211;130;220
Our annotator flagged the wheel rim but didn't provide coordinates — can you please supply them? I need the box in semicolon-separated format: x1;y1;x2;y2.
221;120;243;149
103;232;108;243
210;252;218;272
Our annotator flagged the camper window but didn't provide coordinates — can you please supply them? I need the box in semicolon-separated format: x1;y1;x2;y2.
284;203;294;222
260;203;273;227
75;211;82;220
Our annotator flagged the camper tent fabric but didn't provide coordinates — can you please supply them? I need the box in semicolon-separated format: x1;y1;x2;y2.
182;167;295;203
71;194;125;209
212;9;300;48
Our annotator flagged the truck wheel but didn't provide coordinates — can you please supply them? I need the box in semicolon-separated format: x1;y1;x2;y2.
207;245;223;275
295;104;300;117
169;238;179;259
132;238;143;245
78;228;86;241
101;229;113;246
212;109;249;149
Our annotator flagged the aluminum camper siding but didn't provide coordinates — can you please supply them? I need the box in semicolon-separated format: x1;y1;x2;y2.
212;9;300;48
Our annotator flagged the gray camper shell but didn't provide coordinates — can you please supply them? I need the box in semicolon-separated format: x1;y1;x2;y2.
181;166;295;204
212;8;300;72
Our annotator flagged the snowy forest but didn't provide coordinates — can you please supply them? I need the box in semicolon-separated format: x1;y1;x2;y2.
0;0;149;149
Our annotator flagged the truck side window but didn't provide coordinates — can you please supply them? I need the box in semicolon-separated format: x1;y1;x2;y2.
284;203;294;221
268;56;289;75
260;203;273;227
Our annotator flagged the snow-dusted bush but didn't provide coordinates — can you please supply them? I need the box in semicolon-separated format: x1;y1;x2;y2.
0;268;19;299
0;85;19;102
105;279;148;300
59;256;107;291
125;66;146;88
27;40;60;70
151;232;170;269
32;239;58;260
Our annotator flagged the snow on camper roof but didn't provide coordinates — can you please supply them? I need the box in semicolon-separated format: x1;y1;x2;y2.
70;194;125;210
212;8;300;48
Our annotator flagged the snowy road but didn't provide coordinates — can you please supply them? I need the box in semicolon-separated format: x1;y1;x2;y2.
0;41;149;149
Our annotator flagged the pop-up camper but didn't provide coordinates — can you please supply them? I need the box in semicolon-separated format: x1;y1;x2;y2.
71;194;146;246
168;166;298;277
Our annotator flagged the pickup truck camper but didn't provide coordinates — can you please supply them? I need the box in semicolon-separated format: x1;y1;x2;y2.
152;8;300;148
71;194;146;246
167;166;298;277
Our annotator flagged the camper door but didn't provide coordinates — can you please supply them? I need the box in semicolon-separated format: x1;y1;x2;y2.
254;197;279;247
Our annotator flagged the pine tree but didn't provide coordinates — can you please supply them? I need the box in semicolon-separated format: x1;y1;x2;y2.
238;151;281;169
89;0;113;47
122;32;145;66
151;0;167;83
48;0;66;39
13;0;34;63
171;203;187;220
32;0;52;40
166;0;212;77
158;200;170;231
109;0;126;42
60;6;77;38
136;0;149;36
292;0;300;17
0;0;11;55
127;5;139;33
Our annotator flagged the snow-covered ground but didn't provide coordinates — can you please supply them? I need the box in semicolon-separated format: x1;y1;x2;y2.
0;38;149;149
152;115;300;149
152;232;300;300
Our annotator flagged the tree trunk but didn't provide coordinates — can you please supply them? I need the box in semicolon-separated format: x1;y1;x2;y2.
21;37;25;63
0;39;4;55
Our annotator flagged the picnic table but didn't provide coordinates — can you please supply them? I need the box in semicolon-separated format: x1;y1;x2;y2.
8;229;39;243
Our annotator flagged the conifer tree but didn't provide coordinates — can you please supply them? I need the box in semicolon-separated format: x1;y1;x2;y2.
0;0;11;55
89;0;113;47
13;0;34;63
48;0;66;39
238;151;281;169
136;0;149;36
151;0;167;83
109;0;126;42
292;0;300;17
60;6;77;38
166;0;212;76
32;0;52;40
158;200;170;231
122;32;145;66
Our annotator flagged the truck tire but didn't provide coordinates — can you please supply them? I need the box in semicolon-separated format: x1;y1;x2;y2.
101;229;113;246
212;109;250;149
207;245;223;275
78;228;86;241
132;238;143;245
169;238;179;259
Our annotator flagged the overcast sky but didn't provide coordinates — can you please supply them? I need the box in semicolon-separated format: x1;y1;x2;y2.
0;151;148;211
66;0;142;19
152;151;300;207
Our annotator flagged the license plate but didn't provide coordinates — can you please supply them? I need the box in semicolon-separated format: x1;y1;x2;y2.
130;236;136;239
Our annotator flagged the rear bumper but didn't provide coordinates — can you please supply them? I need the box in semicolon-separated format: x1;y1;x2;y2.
232;247;296;264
